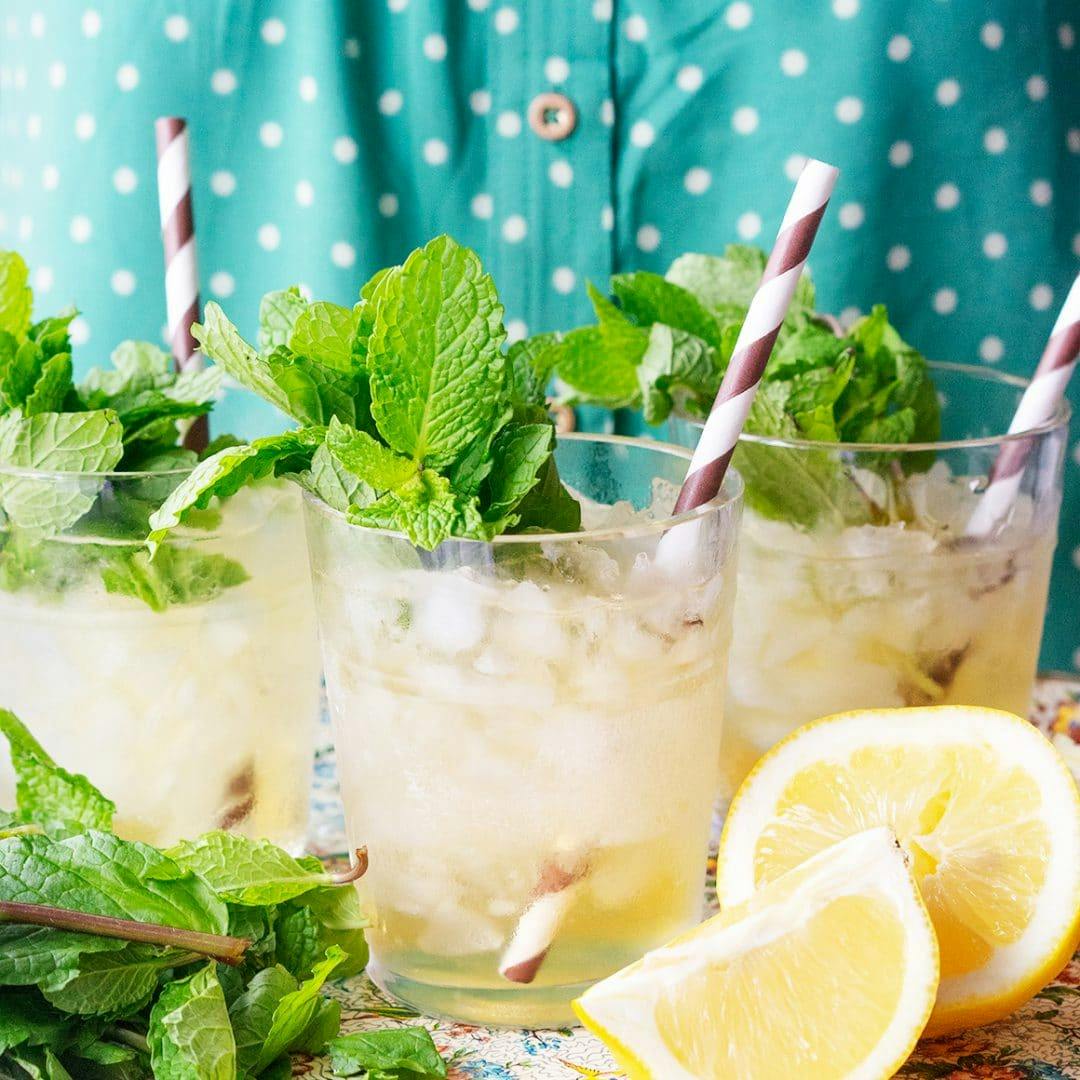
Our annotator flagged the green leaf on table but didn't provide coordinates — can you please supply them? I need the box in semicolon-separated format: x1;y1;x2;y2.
258;288;308;353
289;301;364;373
0;830;230;935
146;427;324;547
40;944;186;1017
0;926;126;987
483;422;552;520
0;251;32;339
60;1038;146;1080
165;832;341;906
0;411;124;534
327;1026;448;1079
367;235;507;468
194;304;291;416
230;948;346;1075
0;709;115;832
292;442;375;514
326;418;418;493
148;964;236;1080
283;883;369;981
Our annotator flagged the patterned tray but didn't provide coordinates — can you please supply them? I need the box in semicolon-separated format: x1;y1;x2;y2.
300;677;1080;1079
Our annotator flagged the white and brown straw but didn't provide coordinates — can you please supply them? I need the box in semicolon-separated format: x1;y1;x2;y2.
966;272;1080;537
672;158;840;515
155;116;208;451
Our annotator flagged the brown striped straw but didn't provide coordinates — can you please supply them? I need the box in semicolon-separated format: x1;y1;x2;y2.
966;272;1079;537
671;159;840;516
155;116;208;452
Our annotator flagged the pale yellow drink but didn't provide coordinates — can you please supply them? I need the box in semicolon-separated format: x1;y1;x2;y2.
304;435;742;1026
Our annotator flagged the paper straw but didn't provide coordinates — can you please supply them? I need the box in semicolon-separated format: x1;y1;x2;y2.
672;159;839;515
966;273;1080;537
499;861;584;984
155;116;208;452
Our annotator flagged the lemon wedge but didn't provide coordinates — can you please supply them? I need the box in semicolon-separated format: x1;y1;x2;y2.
574;828;938;1079
718;706;1080;1036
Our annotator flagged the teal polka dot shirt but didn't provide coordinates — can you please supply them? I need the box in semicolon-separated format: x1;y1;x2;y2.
0;0;1077;669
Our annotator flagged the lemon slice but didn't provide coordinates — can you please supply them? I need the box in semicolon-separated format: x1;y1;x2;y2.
718;706;1080;1036
574;828;938;1079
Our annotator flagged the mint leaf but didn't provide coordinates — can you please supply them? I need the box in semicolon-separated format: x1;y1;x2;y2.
0;926;126;990
289;302;364;373
1;341;46;411
0;411;124;534
736;381;874;528
328;1026;448;1079
0;831;230;935
0;251;32;338
326;418;417;492
265;349;361;427
165;832;343;906
293;442;375;514
0;710;115;832
506;333;558;407
611;272;724;351
636;323;722;425
146;428;324;547
348;470;462;549
1;1046;74;1079
0;989;80;1054
79;341;172;402
258;288;308;353
512;454;582;534
193;304;291;416
100;546;248;612
231;948;345;1074
367;235;507;467
41;944;184;1017
483;423;552;519
23;355;73;417
285;884;369;981
148;964;235;1080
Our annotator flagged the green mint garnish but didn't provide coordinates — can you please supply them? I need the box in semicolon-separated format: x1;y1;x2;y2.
538;243;940;529
150;235;581;550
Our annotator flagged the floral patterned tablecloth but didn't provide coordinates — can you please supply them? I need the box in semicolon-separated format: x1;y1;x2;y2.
301;677;1080;1080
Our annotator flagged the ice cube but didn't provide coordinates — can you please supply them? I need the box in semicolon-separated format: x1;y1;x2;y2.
412;574;488;656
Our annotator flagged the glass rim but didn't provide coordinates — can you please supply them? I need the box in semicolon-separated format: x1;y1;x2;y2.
302;431;744;546
679;361;1072;453
0;462;195;482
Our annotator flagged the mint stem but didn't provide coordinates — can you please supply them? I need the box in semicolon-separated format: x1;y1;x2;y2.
109;1026;150;1054
0;901;251;965
328;846;369;885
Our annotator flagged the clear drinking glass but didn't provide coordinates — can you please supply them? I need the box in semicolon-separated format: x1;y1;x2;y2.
668;362;1069;801
0;469;321;850
303;433;742;1027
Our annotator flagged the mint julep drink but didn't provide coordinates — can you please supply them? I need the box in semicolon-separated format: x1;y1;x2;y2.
155;237;742;1027
0;253;320;849
538;241;1068;804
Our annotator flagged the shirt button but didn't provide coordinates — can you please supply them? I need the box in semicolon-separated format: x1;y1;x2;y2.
528;92;578;141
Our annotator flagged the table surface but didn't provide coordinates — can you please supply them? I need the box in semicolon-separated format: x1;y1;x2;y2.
300;677;1080;1079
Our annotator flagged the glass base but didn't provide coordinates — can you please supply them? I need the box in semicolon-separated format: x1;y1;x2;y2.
368;961;591;1029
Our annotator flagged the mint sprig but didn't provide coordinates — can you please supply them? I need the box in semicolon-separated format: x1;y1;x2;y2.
0;711;379;1079
538;244;940;529
150;235;581;551
0;250;247;612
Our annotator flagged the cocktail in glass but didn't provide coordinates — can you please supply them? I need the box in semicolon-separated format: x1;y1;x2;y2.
0;468;321;850
670;362;1068;801
303;433;742;1026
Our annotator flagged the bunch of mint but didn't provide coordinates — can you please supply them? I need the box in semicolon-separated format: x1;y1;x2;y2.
0;708;448;1079
147;235;581;553
535;244;941;529
0;250;248;610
